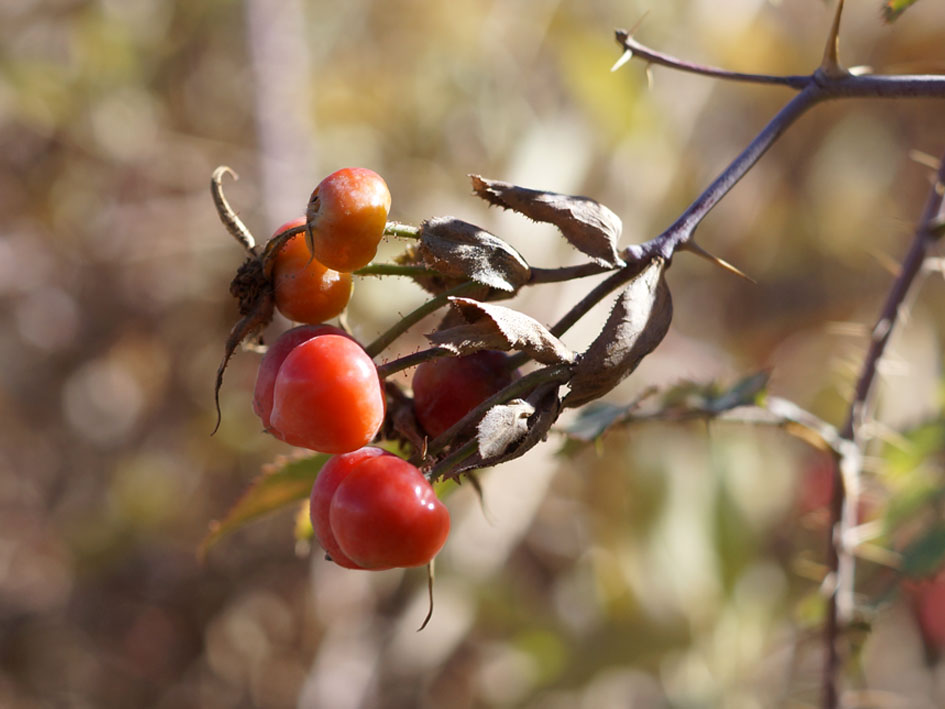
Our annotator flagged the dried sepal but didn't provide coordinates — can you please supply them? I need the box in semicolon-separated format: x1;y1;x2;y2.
563;258;672;408
212;271;274;434
382;381;427;453
447;383;561;479
476;398;535;459
470;175;624;268
427;297;575;365
211;166;257;256
418;217;531;293
394;245;490;300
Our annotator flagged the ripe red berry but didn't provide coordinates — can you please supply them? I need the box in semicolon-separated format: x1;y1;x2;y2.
329;455;449;569
412;350;518;439
270;217;352;325
270;334;385;453
309;447;392;569
305;167;391;272
252;324;349;437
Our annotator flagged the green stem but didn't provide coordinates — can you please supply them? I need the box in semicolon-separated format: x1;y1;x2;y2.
384;222;420;239
364;281;480;358
377;347;452;378
354;263;441;278
427;439;478;481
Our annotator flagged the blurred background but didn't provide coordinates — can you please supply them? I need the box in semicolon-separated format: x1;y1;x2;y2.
1;0;944;707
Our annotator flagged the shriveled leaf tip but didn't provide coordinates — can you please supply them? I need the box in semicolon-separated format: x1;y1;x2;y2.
470;175;625;268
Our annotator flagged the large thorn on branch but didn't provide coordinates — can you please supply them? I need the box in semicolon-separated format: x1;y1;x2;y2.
681;241;755;284
819;0;848;79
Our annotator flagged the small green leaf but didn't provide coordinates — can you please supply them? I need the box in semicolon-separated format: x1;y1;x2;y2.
882;0;922;23
901;525;945;578
199;452;328;560
704;371;769;413
563;401;629;442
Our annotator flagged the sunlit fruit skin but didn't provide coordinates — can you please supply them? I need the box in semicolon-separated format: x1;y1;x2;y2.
270;335;385;453
412;350;518;439
252;324;349;436
270;217;353;324
905;570;945;653
309;447;391;569
329;456;450;569
306;167;391;272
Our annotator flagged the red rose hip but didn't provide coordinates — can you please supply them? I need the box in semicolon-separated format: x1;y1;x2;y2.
270;217;353;325
270;335;385;453
309;447;391;569
329;456;450;569
305;167;391;272
253;324;349;436
412;350;518;439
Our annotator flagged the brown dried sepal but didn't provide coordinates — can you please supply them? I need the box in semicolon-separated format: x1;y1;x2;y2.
471;175;624;268
212;288;274;434
563;258;672;408
428;297;575;365
418;217;531;293
395;245;486;299
443;383;561;480
230;257;272;316
213;256;275;434
381;381;427;454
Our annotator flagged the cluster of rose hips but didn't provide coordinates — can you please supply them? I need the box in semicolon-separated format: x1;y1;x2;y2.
245;167;515;571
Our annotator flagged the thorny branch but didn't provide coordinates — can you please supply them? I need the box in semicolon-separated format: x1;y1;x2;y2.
822;153;945;708
613;10;945;267
610;6;944;707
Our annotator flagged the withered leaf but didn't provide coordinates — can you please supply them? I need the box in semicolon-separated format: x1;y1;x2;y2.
419;217;531;292
563;258;672;408
427;297;575;365
471;175;624;268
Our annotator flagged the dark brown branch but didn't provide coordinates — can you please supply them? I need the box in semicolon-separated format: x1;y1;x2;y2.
822;154;945;709
529;262;609;283
614;30;809;88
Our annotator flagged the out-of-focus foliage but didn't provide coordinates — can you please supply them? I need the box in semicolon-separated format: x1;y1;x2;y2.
1;0;944;707
198;453;328;560
883;0;924;23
